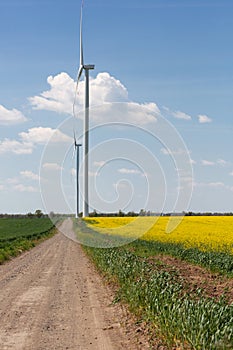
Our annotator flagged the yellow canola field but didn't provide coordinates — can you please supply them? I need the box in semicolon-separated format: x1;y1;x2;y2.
85;216;233;253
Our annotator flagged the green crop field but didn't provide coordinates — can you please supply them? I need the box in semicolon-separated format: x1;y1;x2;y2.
0;217;55;263
0;217;54;241
82;217;233;350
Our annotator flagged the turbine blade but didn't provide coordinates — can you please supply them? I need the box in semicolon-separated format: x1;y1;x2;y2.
77;65;84;82
72;0;85;120
73;130;77;146
80;0;84;67
72;143;76;160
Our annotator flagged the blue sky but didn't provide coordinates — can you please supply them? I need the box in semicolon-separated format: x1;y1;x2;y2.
0;0;233;214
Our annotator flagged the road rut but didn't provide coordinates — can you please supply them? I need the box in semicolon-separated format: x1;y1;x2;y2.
0;220;142;350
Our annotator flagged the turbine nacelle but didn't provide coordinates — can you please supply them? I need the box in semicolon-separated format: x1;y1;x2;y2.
84;64;95;70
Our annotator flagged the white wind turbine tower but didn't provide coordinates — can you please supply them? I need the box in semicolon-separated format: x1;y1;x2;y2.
75;0;95;217
73;134;82;218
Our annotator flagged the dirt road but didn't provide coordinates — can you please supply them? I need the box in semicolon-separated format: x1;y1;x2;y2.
0;220;144;350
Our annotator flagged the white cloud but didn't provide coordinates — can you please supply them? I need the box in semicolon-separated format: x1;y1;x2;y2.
161;148;188;156
0;184;4;191
172;110;192;120
163;106;192;121
29;72;160;125
198;114;212;123
217;159;230;167
88;102;158;125
180;176;194;183
229;171;233;176
88;171;99;177
20;170;39;181
93;161;106;167
201;160;215;166
0;104;27;125
194;181;228;190
208;182;225;188
118;168;141;175
42;163;63;171
0;139;33;155
0;127;71;155
6;177;19;184
20;127;71;144
13;184;38;193
29;72;128;115
90;72;128;103
113;182;128;190
201;159;230;167
29;72;75;115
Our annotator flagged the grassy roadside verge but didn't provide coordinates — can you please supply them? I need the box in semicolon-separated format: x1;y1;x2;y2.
83;245;233;349
0;224;57;264
129;239;233;276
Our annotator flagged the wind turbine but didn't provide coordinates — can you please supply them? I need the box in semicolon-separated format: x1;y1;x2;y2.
75;0;95;217
74;134;82;218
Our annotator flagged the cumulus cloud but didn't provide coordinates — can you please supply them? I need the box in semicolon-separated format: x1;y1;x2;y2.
93;161;106;167
20;170;39;181
208;182;225;188
201;160;215;166
163;106;192;121
198;114;212;123
0;104;27;125
42;163;63;171
88;171;99;177
13;184;38;193
118;168;141;175
29;73;75;115
29;72;160;125
29;72;128;115
217;159;230;167
20;127;71;144
90;72;128;103
0;139;33;155
201;159;231;167
161;148;189;156
0;185;4;191
0;127;71;155
6;177;18;184
194;181;230;191
172;110;192;120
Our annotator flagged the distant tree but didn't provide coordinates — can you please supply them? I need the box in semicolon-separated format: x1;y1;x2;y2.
89;210;98;217
27;212;34;218
127;211;138;217
35;209;43;218
139;209;146;216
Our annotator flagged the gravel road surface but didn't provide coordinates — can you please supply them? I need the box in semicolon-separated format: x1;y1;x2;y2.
0;220;144;350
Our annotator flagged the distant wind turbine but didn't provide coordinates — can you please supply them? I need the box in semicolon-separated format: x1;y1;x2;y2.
75;0;95;217
73;133;82;218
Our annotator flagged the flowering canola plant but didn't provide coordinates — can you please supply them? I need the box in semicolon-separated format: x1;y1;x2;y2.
85;216;233;253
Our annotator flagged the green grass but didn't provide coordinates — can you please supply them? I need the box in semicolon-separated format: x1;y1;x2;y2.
79;217;233;350
128;239;233;276
84;245;233;349
0;217;55;264
0;217;53;241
